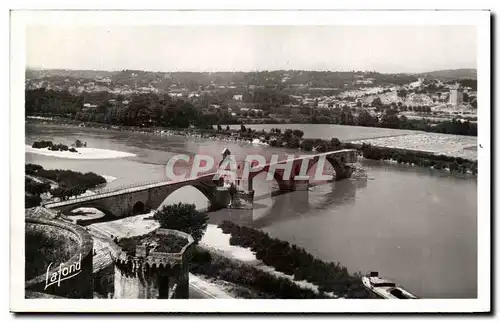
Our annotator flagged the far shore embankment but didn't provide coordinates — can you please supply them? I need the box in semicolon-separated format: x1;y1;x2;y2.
26;117;268;146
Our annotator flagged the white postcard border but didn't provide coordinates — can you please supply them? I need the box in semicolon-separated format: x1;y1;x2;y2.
9;9;490;313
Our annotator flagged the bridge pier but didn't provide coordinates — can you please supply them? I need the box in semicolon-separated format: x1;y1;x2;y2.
230;190;255;209
210;187;231;211
294;179;310;191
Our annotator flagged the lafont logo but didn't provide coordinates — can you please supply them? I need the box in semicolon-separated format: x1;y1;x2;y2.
164;153;336;182
45;254;82;289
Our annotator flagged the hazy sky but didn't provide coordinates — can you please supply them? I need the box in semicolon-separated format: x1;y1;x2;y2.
26;25;476;73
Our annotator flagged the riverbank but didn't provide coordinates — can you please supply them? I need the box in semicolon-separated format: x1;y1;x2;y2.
26;145;136;160
26;118;268;147
200;224;341;298
352;132;477;161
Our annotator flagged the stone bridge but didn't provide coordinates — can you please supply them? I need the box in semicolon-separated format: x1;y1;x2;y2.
44;149;357;217
239;149;358;192
45;174;224;218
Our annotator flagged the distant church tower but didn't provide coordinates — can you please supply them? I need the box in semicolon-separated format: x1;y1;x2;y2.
449;82;463;107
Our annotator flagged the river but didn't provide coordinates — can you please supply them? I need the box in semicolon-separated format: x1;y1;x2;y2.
25;123;477;299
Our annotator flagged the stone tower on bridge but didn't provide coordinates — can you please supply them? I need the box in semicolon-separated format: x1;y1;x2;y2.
111;229;194;299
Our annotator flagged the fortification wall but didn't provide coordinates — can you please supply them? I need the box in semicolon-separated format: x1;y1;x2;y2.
25;218;94;299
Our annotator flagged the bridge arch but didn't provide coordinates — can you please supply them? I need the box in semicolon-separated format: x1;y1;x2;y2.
247;167;288;192
132;201;146;215
155;181;218;211
306;155;346;182
63;204;116;219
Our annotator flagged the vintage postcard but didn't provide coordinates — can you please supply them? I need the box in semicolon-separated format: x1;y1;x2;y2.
9;9;490;313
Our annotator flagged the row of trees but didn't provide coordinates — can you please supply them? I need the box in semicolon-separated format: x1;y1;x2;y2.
360;144;477;175
26;165;106;190
218;221;368;298
32;140;78;153
310;108;477;136
26;89;220;129
27;88;477;136
228;125;477;175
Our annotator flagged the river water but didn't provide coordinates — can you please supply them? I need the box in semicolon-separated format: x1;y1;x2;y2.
25;123;477;298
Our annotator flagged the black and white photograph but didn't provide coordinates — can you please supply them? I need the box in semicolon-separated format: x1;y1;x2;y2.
8;8;491;313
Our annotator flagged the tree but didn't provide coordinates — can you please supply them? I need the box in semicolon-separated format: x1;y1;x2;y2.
25;178;51;196
25;194;41;208
329;138;342;151
380;109;400;129
292;129;304;139
283;129;293;141
74;139;84;148
25;164;43;175
300;139;314;151
371;97;383;108
287;136;300;149
153;203;209;243
356;109;377;127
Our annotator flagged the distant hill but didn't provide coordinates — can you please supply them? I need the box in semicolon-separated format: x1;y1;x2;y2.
25;68;477;90
415;69;477;81
25;68;116;80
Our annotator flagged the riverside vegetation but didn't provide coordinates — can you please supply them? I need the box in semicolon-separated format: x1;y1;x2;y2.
135;203;369;298
25;164;106;207
217;220;369;298
31;139;87;153
217;126;477;175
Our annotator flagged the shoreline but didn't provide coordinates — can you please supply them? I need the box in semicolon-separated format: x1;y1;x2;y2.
200;224;338;298
25;145;136;160
27;118;270;147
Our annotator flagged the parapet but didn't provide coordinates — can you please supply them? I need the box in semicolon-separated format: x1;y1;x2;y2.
24;217;94;298
113;228;194;273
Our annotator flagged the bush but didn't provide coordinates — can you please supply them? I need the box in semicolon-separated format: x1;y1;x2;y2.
25;194;41;208
153;203;209;243
292;129;304;139
117;231;189;256
51;185;87;201
32;140;53;149
25;164;43;175
74;139;84;148
25;177;51;196
300;139;314;151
